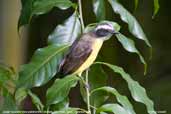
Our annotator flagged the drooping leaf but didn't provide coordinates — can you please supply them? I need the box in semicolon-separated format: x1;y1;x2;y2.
93;0;106;21
48;12;81;45
91;87;136;114
108;0;151;47
95;62;156;114
153;0;160;18
116;33;147;74
97;104;128;114
15;88;28;105
18;0;75;29
46;75;79;106
32;0;75;15
28;90;44;111
17;44;69;89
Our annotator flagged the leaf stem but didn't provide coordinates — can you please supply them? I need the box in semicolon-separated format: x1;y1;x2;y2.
78;0;85;31
85;70;91;114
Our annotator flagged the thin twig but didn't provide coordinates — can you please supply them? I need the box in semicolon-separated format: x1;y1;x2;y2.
78;0;85;30
86;70;91;114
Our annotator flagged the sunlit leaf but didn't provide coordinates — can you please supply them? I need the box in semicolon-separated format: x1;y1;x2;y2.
108;0;151;47
17;44;69;89
48;12;81;45
95;62;157;114
91;87;136;114
97;104;128;114
93;0;106;21
46;75;79;106
51;97;69;111
116;33;147;74
153;0;160;18
28;90;44;111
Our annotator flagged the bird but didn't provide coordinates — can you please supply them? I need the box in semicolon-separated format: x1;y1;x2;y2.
59;22;118;76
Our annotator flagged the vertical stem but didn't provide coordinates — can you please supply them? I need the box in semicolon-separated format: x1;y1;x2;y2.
78;0;85;30
86;70;91;114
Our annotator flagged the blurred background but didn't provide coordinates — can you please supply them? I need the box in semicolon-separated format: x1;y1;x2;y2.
0;0;170;113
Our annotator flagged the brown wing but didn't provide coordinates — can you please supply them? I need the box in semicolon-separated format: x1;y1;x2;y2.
59;36;92;75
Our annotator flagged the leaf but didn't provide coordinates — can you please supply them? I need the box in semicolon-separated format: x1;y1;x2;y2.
48;12;81;45
52;108;78;114
93;0;106;21
32;0;75;15
46;75;79;106
97;104;128;114
17;44;69;89
108;0;151;47
15;88;28;105
28;90;44;111
95;62;157;114
116;33;147;74
18;0;75;29
51;97;69;111
153;0;160;18
91;86;136;114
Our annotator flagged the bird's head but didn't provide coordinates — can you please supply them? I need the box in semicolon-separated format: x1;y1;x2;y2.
93;22;119;40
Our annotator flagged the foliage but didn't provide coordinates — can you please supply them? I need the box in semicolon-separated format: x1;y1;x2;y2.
0;0;160;114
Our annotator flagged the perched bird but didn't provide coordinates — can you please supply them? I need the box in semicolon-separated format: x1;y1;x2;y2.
59;22;118;76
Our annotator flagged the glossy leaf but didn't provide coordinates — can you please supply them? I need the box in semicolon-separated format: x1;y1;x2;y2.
32;0;75;15
46;75;79;106
28;90;44;111
17;44;69;89
108;0;151;47
51;97;69;111
52;108;78;114
91;86;136;114
93;0;106;21
97;104;128;114
48;12;81;45
95;62;156;114
18;0;74;29
116;33;147;74
153;0;160;18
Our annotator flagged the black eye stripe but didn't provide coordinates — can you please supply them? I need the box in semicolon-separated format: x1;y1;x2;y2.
96;29;110;37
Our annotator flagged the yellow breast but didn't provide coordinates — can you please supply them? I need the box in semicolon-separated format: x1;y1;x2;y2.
74;39;103;76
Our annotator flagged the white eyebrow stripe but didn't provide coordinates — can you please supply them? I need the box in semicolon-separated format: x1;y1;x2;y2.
96;24;113;31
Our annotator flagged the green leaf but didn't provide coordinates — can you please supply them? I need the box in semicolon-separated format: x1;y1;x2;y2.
153;0;160;18
91;86;136;114
52;108;78;114
95;62;157;114
17;44;69;89
15;88;28;105
18;0;75;29
0;65;14;87
108;0;151;47
116;33;147;74
93;0;106;21
51;97;69;111
97;104;128;114
48;12;81;45
32;0;75;15
46;75;79;106
28;90;44;111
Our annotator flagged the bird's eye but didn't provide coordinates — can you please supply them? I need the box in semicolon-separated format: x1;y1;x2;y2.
96;29;109;37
